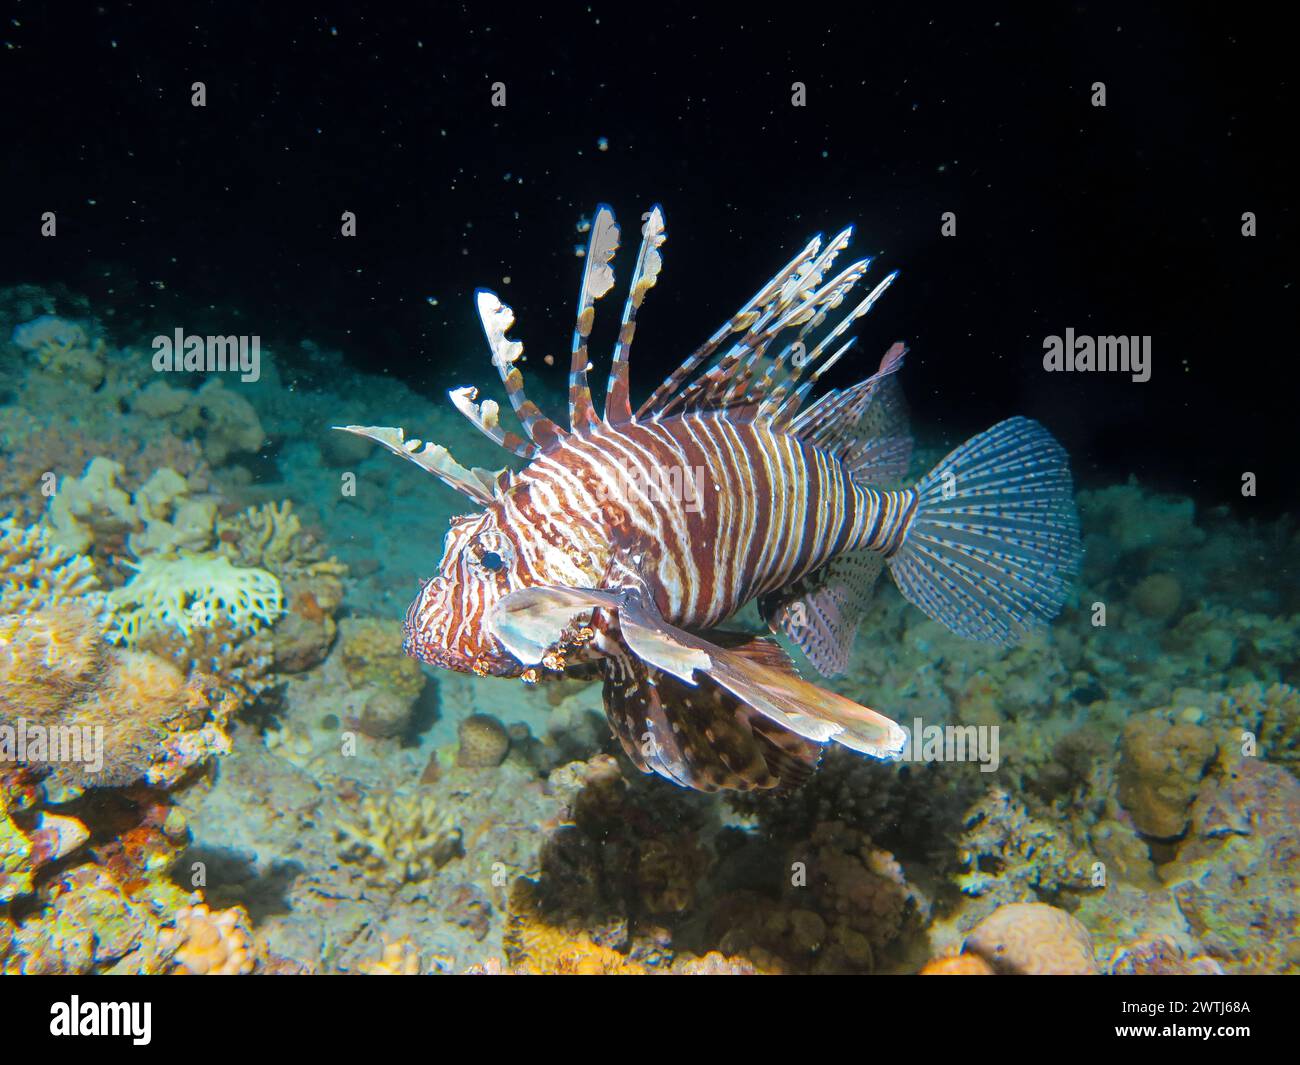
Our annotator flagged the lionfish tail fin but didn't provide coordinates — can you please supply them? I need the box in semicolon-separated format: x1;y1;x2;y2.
887;417;1082;646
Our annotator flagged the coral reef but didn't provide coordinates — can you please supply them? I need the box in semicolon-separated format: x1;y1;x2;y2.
3;282;1298;978
107;552;283;645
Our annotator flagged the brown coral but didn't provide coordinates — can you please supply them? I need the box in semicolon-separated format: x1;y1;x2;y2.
336;616;424;700
1117;708;1217;838
964;902;1099;975
457;713;511;768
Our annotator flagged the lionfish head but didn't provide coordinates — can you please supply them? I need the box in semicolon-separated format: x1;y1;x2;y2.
403;507;529;677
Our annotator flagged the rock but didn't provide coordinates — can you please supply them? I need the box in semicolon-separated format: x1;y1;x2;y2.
1131;573;1182;621
357;686;414;740
1117;708;1217;838
457;714;511;768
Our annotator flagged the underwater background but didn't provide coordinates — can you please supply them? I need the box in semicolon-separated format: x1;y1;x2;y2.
0;5;1295;975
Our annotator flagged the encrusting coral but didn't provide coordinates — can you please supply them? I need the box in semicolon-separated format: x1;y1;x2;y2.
962;901;1099;975
1116;707;1217;838
0;604;231;791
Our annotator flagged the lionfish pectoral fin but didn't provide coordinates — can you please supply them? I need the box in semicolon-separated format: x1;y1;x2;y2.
610;592;907;762
331;424;510;505
602;632;820;793
488;585;625;666
758;550;885;678
490;585;904;764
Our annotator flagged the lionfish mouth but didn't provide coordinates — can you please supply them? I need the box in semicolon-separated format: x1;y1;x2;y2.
401;627;523;678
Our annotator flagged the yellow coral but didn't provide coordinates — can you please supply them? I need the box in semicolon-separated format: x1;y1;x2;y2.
106;551;282;645
164;903;257;975
0;520;103;617
358;936;422;975
337;787;462;888
337;617;425;700
0;605;231;789
503;878;646;975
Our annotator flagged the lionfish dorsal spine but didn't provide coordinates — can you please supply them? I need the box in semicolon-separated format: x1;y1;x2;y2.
568;205;620;432
634;233;827;420
330;424;509;505
474;289;565;452
604;205;667;426
447;386;535;458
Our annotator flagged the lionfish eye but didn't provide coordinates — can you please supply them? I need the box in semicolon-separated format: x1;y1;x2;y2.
480;550;504;572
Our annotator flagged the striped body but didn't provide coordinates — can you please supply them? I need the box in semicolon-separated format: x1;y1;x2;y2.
523;414;914;629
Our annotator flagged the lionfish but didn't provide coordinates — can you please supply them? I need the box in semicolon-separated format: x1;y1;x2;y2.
338;205;1081;793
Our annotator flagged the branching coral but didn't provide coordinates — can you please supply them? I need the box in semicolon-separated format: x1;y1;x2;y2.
1207;682;1300;775
336;787;463;888
956;787;1098;903
0;519;104;617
